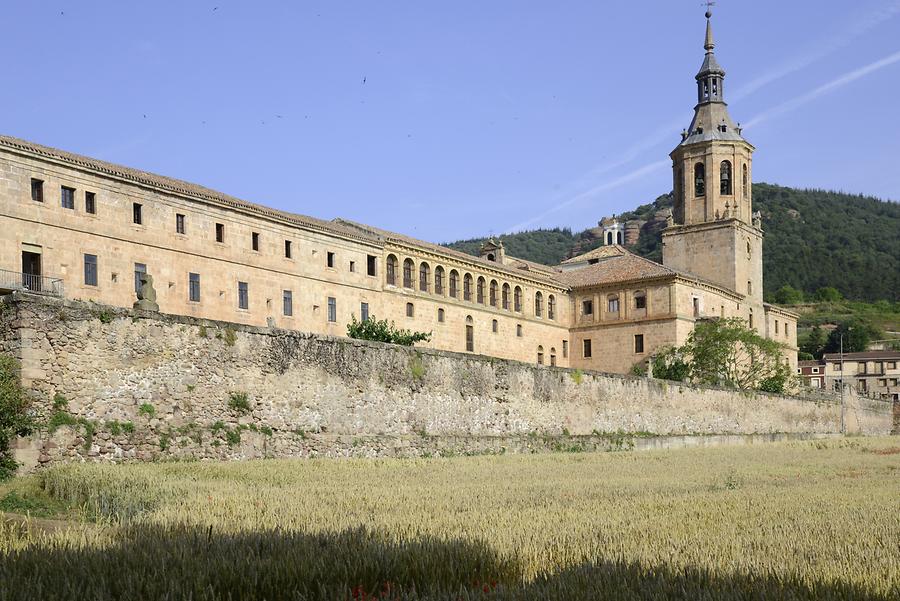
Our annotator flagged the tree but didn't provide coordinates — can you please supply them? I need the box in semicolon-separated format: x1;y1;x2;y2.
0;355;33;480
650;346;690;382
823;318;882;354
814;287;843;303
772;285;804;305
800;325;827;359
346;316;431;347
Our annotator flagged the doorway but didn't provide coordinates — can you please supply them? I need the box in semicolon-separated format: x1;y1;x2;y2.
21;250;42;292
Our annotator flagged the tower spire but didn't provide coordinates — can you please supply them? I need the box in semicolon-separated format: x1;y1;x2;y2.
704;8;715;52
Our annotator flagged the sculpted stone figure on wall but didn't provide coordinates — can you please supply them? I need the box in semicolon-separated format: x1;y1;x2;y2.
133;273;159;312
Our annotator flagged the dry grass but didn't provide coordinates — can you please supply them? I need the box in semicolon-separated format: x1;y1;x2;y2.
1;437;898;600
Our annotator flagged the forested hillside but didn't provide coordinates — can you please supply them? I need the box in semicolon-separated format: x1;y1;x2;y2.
444;184;900;302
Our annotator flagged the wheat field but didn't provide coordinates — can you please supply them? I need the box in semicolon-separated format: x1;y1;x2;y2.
1;437;898;600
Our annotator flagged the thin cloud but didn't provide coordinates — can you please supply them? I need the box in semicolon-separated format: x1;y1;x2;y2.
744;48;900;129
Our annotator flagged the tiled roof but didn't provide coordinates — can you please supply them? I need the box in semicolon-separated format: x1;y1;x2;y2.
561;245;627;265
0;134;376;244
799;360;825;367
822;351;900;361
554;251;675;288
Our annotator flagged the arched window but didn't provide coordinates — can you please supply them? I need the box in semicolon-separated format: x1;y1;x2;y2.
607;294;620;314
694;163;705;197
550;348;557;367
514;286;523;312
742;164;748;198
386;255;398;286
634;291;647;310
419;262;430;292
617;232;623;244
476;277;486;304
606;232;613;245
449;270;459;298
534;291;543;317
502;283;510;310
489;280;498;307
406;302;414;318
516;324;523;337
402;258;414;288
463;274;473;301
465;315;474;352
720;161;732;195
537;345;544;365
746;240;751;257
437;308;445;323
548;295;556;320
492;319;498;333
434;266;445;295
677;167;684;202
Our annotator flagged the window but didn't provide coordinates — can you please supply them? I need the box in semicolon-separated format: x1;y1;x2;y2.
634;334;645;354
465;316;474;352
349;261;356;273
534;292;543;317
367;254;376;276
548;295;556;320
694;163;705;196
492;319;498;333
583;299;593;316
215;223;225;243
562;340;568;359
61;186;75;210
282;290;293;316
749;308;754;329
502;284;510;310
583;339;592;359
406;302;414;318
692;297;700;318
720;160;732;195
516;324;523;337
361;302;369;322
449;270;459;298
635;293;646;310
437;308;445;323
607;295;619;313
742;164;748;198
285;240;292;258
857;361;866;373
176;214;186;235
550;349;557;367
775;320;779;334
31;178;43;202
134;263;146;294
189;273;200;302
327;297;337;322
812;367;819;374
419;263;430;292
251;232;260;251
464;274;473;301
386;255;398;285
489;281;498;307
748;280;753;295
834;363;842;372
83;254;98;286
476;277;485;304
435;267;444;295
85;191;96;214
237;281;249;310
514;286;522;312
403;259;414;288
537;346;544;365
888;362;897;370
327;251;336;268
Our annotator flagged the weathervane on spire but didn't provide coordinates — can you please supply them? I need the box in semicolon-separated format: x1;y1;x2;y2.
703;0;716;18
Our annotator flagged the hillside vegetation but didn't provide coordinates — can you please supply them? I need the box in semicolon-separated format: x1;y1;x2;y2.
445;184;900;303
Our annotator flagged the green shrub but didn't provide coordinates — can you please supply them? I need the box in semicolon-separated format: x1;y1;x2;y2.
223;328;237;347
52;394;69;411
210;421;226;433
122;421;135;434
409;355;426;381
225;428;241;446
107;420;122;436
0;355;33;480
347;315;431;346
570;369;584;385
138;403;156;418
47;411;78;433
228;392;251;414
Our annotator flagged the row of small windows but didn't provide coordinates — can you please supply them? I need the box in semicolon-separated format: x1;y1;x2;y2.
385;255;556;319
692;161;749;197
581;292;646;316
580;334;644;359
31;179;96;214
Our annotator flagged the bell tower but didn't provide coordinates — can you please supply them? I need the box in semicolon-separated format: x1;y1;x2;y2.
662;8;764;310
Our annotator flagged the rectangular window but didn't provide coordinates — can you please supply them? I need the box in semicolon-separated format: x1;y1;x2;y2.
634;334;645;354
85;191;96;214
635;295;646;309
349;260;356;273
327;251;335;268
216;223;225;243
516;324;523;337
83;254;98;286
252;232;260;251
582;299;593;316
834;363;842;371
583;339;592;359
367;255;377;276
888;362;897;370
360;302;369;322
237;281;248;310
133;203;143;225
692;297;700;318
134;263;147;294
327;297;337;322
284;240;292;258
492;319;498;333
406;302;414;318
437;308;445;323
282;290;293;316
608;298;619;313
61;186;75;210
775;320;779;334
31;178;44;202
189;273;200;302
176;213;186;234
562;340;568;359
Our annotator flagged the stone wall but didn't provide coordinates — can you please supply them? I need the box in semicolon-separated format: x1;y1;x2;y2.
1;293;893;472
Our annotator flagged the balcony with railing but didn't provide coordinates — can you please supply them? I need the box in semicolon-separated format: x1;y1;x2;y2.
0;268;64;297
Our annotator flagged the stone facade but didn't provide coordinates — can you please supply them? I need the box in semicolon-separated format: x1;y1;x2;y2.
2;294;890;472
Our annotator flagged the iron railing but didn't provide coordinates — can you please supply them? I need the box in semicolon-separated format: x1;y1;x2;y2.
0;268;64;297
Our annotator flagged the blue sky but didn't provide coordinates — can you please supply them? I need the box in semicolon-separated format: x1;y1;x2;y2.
4;1;899;242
